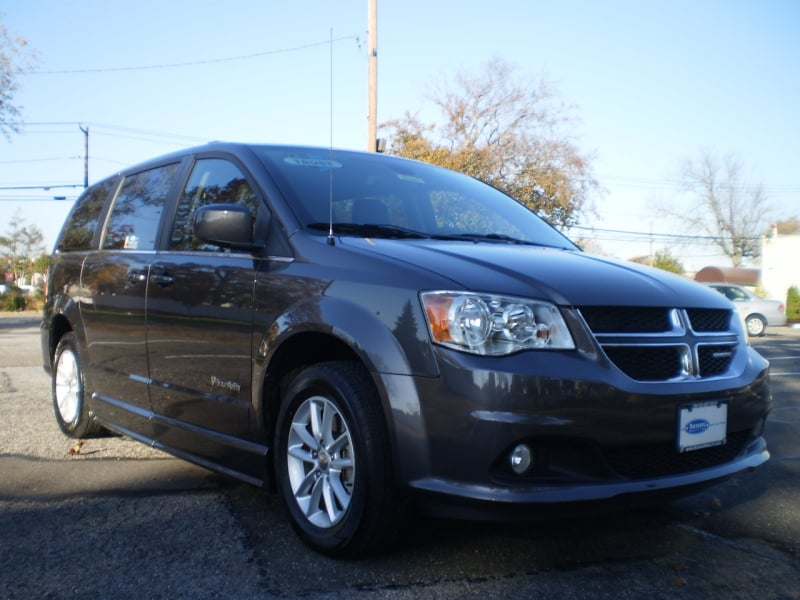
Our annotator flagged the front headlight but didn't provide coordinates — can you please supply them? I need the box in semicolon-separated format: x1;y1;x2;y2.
420;291;575;356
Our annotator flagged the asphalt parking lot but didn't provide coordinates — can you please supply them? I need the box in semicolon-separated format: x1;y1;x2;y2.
1;313;798;599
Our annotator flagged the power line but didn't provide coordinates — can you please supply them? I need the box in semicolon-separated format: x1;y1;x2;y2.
0;157;82;165
7;127;800;195
0;184;83;191
18;35;360;75
599;173;800;195
90;122;207;143
92;130;199;147
0;196;77;203
572;225;762;244
12;121;208;147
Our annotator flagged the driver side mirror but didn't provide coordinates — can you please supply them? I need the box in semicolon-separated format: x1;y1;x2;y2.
193;204;254;249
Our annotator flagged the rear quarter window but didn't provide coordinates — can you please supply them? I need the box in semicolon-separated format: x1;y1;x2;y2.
56;177;120;251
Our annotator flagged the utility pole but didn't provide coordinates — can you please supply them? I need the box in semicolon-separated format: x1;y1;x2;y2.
79;124;89;188
367;0;377;151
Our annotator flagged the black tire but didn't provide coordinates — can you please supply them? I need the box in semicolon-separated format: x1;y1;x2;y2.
52;333;103;438
275;361;403;557
745;314;766;337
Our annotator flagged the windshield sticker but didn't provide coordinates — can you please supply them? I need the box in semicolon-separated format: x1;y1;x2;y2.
283;157;342;169
397;174;425;184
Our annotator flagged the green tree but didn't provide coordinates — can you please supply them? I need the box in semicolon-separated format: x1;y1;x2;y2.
651;249;684;274
631;249;684;274
663;150;770;267
0;210;45;284
1;14;37;138
32;252;50;278
381;58;597;229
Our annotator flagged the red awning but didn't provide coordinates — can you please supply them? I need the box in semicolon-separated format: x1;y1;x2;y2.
693;266;760;286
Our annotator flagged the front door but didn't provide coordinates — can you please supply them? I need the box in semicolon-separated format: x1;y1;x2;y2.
146;157;264;466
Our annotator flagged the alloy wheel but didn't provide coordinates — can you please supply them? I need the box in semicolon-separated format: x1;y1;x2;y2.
286;395;356;528
55;348;80;425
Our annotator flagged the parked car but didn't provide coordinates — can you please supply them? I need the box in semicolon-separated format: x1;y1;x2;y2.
41;143;771;557
704;283;787;336
17;284;38;295
0;283;37;296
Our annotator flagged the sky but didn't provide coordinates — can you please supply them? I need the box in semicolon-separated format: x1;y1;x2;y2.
2;0;799;272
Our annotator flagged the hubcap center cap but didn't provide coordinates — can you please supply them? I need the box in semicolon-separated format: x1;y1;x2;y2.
317;449;331;470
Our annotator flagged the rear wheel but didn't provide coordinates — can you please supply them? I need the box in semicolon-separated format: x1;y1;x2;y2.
275;361;403;557
52;333;103;438
745;314;766;337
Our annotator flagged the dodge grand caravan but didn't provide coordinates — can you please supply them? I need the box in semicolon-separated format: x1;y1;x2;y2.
41;143;771;556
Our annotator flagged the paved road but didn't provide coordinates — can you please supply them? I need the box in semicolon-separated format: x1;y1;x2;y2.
1;313;798;599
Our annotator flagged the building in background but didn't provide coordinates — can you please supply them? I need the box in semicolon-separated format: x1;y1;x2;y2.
761;226;800;302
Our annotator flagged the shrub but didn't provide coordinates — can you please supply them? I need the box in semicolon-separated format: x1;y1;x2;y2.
25;289;44;312
787;286;800;322
1;286;27;311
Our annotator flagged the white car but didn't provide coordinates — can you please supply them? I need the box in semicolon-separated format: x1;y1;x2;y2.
705;283;787;336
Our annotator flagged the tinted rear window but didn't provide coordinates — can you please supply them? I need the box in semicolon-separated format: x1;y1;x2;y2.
56;177;120;251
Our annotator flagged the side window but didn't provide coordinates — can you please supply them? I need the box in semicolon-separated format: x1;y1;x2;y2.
728;287;748;302
717;286;744;302
102;163;180;251
57;176;120;251
170;159;259;252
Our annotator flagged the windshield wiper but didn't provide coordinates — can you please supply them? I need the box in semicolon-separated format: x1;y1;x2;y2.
308;224;569;248
308;222;430;239
432;232;548;246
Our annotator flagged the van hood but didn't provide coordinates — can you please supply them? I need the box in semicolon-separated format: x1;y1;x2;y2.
339;238;728;308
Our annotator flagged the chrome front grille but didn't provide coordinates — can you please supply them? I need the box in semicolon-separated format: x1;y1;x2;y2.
578;306;738;382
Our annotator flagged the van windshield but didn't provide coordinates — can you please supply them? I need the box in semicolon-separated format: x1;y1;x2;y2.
254;146;578;250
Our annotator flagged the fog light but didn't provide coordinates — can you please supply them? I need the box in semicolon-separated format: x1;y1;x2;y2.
753;417;766;438
510;444;533;475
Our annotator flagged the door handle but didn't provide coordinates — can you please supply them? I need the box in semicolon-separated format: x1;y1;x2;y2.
126;270;148;284
150;273;175;286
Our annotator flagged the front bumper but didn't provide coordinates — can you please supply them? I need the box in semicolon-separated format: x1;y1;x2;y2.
383;345;771;516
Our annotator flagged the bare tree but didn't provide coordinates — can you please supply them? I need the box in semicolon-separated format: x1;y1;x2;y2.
1;14;37;138
666;151;770;267
381;58;597;229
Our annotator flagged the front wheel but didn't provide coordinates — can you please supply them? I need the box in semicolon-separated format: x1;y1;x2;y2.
275;362;404;557
52;333;103;438
745;314;766;337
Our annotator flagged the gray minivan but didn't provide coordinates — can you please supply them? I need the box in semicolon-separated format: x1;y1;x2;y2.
42;143;771;556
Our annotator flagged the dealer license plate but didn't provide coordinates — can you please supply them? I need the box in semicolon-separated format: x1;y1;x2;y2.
677;401;727;453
